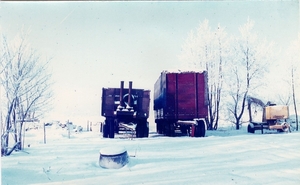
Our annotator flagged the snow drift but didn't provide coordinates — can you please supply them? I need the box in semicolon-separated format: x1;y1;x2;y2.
1;126;300;185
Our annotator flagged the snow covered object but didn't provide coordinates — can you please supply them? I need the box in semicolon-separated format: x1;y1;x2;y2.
99;146;129;169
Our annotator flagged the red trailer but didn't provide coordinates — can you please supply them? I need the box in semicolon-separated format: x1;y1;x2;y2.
154;71;208;137
101;81;150;138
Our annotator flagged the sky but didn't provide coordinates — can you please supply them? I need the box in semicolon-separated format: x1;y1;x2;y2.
0;1;299;125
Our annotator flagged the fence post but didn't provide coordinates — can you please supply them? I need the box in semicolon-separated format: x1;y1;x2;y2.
68;120;70;139
43;122;46;144
87;120;89;132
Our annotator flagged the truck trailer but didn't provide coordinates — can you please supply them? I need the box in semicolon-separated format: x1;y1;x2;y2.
101;81;150;138
154;71;208;137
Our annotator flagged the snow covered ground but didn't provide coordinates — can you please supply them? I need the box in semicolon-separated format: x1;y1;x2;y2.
1;125;300;185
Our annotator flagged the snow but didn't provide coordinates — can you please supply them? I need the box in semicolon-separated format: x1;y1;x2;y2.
99;146;127;156
1;125;300;185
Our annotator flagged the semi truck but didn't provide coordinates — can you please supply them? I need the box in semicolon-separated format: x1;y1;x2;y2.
101;81;150;138
153;71;208;137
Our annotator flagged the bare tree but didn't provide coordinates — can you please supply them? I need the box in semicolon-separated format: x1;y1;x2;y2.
225;18;274;129
209;25;230;130
290;66;298;131
274;76;292;106
1;33;52;156
179;20;229;130
286;33;300;131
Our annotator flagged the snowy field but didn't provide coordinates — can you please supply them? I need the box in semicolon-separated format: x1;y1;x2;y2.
1;124;300;185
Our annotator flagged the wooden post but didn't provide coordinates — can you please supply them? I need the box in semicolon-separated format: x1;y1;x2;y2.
68;120;70;139
87;120;89;132
43;122;46;144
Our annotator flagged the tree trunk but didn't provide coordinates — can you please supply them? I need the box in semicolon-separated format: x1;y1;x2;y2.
291;69;298;131
6;142;21;156
17;122;24;150
236;119;240;130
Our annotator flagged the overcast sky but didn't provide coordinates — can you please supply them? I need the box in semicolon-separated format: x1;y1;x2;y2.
0;1;299;124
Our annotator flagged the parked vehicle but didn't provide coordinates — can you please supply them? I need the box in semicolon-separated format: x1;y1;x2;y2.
247;96;290;134
153;71;208;137
101;81;150;138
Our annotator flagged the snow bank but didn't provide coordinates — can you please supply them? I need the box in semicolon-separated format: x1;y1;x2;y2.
1;127;300;185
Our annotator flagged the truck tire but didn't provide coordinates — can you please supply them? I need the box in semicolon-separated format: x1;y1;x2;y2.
114;119;119;134
136;120;148;138
195;120;206;137
144;122;149;137
108;119;115;138
103;123;108;138
156;121;164;134
165;122;175;137
103;119;110;138
247;124;255;133
135;122;142;138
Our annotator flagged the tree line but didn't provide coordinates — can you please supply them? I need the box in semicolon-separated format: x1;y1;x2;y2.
179;18;299;131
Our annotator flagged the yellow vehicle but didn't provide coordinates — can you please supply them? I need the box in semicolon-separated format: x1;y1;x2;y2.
247;96;290;134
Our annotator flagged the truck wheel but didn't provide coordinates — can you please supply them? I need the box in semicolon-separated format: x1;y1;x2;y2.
136;121;149;138
103;123;108;138
247;124;255;133
161;122;167;135
144;122;149;137
103;119;110;138
136;121;147;138
195;120;205;137
165;122;175;137
156;122;163;134
108;119;115;138
135;122;142;138
114;119;119;134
